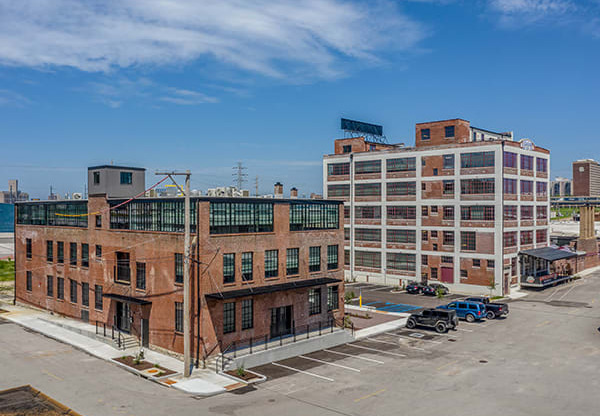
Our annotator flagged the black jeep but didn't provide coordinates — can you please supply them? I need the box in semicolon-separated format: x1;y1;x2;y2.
406;308;459;333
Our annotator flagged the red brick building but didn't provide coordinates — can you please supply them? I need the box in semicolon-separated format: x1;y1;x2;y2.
14;166;344;363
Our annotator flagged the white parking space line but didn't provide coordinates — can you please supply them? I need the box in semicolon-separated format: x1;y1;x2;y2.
366;286;393;292
386;330;459;339
391;333;443;344
454;327;474;332
346;343;407;357
271;362;334;382
558;282;582;300
323;349;385;364
461;321;490;328
370;336;428;352
299;355;361;372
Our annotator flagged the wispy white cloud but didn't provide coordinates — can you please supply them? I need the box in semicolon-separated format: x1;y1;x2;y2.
0;89;30;107
0;0;426;81
487;0;578;26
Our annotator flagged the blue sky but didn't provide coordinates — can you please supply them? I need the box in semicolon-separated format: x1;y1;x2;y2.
1;0;599;199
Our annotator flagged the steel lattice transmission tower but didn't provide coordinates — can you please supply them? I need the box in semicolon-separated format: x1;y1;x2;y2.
232;162;248;190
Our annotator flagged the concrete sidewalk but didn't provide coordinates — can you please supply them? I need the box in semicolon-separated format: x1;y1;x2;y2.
0;301;232;396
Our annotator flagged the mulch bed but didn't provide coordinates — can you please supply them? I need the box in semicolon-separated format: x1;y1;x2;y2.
147;366;177;378
224;369;261;382
113;356;176;377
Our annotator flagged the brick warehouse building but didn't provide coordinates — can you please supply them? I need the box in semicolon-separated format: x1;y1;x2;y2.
323;118;550;296
14;165;345;361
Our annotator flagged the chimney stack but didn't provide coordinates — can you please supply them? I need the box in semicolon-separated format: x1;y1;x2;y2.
290;187;298;199
274;182;283;199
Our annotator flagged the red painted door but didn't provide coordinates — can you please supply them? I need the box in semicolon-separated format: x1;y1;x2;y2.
441;267;454;284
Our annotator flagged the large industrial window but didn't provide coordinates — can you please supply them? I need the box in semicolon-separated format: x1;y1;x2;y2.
445;126;455;137
461;232;476;251
120;171;132;184
327;245;338;270
460;152;495;168
94;285;103;310
521;231;533;245
327;286;339;311
81;243;89;268
47;275;53;297
355;206;381;219
443;231;455;246
174;253;184;284
504;231;518;247
82;282;89;307
355;160;381;174
536;182;547;196
26;238;32;259
442;256;453;264
504;206;518;220
327;184;350;197
46;241;53;262
461;206;494;221
387;229;416;244
309;288;321;315
26;271;32;291
116;252;131;283
387;182;416;196
443;206;454;220
175;302;184;333
241;252;253;281
223;254;235;283
111;199;197;233
521;155;534;171
57;277;64;300
210;202;273;234
387;157;416;172
70;279;77;303
355;183;381;197
309;246;321;272
461;178;495;194
521;206;534;220
387;253;416;271
16;201;88;228
536;158;548;173
344;206;350;219
136;262;146;290
265;250;278;278
536;229;547;244
286;248;299;275
289;202;339;231
344;228;350;240
354;251;381;269
69;242;77;266
241;299;253;330
521;180;534;195
537;206;548;219
504;178;517;194
328;162;350;176
443;180;455;195
387;206;416;219
421;128;430;140
355;228;381;242
443;154;455;169
223;302;235;334
503;152;517;168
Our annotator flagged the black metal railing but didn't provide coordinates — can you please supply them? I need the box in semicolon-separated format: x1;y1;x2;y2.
95;320;107;338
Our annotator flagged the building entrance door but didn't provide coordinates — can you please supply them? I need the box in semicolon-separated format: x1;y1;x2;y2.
270;305;292;338
116;301;131;333
440;267;454;284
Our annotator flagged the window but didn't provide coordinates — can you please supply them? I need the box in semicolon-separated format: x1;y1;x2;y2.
242;252;253;281
431;206;438;215
445;126;455;138
504;152;518;168
342;145;352;153
387;206;416;220
441;256;453;264
265;250;278;278
344;206;350;219
536;182;547;196
96;245;102;259
504;178;517;194
328;162;350;176
309;288;321;315
387;229;416;244
82;282;89;307
355;206;381;219
355;228;381;242
460;152;495;168
504;231;518;247
536;229;547;244
461;270;468;279
521;231;533;245
422;230;428;241
422;206;428;217
290;203;339;231
431;230;438;238
136;262;146;290
95;215;102;228
93;171;100;184
46;241;53;262
461;232;476;251
461;178;495;194
443;180;455;195
327;184;350;197
536;158;548;173
210;202;273;234
69;242;77;266
387;253;416;271
26;271;32;291
433;168;438;176
309;246;321;272
473;259;481;268
521;180;534;195
461;206;494;221
432;243;438;251
356;183;381;197
327;245;339;270
116;252;131;283
488;260;495;269
422;255;428;265
327;286;339;311
287;248;299;275
81;243;89;268
223;302;235;333
521;206;534;220
421;128;431;140
111;199;197;232
354;251;381;269
70;279;77;303
537;206;548;219
344;228;350;240
17;201;88;228
57;278;64;300
175;302;184;333
443;231;455;246
431;268;438;280
94;285;103;310
387;182;416;196
443;154;455;169
344;249;350;266
47;276;53;297
26;238;32;259
174;253;183;284
120;171;132;184
521;155;534;171
355;160;381;174
241;299;253;330
223;254;235;283
387;157;416;172
443;206;454;220
504;205;518;220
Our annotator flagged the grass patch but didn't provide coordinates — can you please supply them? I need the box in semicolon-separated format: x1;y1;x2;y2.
0;260;15;282
490;296;504;300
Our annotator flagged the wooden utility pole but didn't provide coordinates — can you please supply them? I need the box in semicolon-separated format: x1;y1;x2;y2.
156;170;192;377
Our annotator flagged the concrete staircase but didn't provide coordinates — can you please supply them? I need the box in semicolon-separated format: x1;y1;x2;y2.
113;333;139;350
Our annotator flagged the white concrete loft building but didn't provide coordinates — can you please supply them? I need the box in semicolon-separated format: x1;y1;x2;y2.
323;118;550;297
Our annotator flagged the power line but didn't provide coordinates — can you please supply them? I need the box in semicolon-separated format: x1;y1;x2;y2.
232;161;247;190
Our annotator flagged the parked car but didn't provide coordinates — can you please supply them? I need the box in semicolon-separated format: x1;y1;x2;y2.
406;281;427;294
437;301;486;322
465;297;509;319
406;308;459;333
423;283;450;296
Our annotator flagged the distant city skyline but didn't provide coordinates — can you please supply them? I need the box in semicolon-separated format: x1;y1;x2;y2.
1;0;599;199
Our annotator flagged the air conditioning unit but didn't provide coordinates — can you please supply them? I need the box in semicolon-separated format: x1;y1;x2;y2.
72;192;83;200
